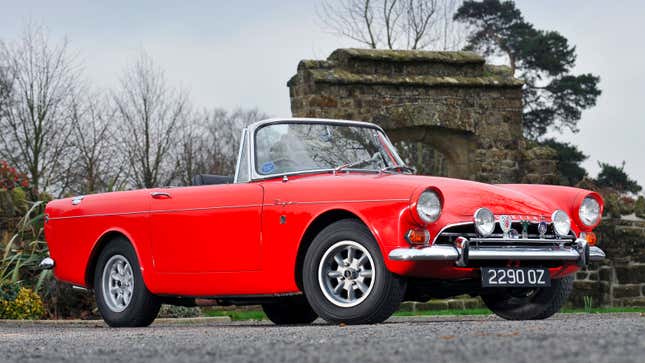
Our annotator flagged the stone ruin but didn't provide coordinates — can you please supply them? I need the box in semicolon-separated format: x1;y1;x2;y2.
288;48;558;184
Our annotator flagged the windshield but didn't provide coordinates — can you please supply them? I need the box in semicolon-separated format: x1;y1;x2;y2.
254;122;404;176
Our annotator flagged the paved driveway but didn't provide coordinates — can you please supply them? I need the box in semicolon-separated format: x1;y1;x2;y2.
0;314;642;363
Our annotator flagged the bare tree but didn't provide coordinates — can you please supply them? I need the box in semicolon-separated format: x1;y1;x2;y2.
318;0;466;50
0;25;79;196
68;91;126;194
176;107;269;183
320;0;381;48
0;64;11;119
174;109;201;186
113;53;188;188
437;0;466;51
403;0;439;49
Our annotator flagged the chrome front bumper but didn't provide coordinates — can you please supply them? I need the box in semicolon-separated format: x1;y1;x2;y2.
389;238;605;267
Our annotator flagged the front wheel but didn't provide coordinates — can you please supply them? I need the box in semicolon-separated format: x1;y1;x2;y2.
481;275;574;320
94;237;161;327
302;219;405;325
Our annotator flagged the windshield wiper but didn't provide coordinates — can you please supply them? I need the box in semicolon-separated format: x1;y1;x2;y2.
333;157;376;174
380;164;416;174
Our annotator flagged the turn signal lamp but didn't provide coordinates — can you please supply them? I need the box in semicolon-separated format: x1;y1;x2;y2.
580;232;597;246
406;229;430;245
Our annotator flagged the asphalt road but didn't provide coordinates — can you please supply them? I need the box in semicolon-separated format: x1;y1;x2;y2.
0;314;642;363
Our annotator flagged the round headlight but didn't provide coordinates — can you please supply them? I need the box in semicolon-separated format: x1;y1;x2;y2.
474;208;495;236
552;210;571;237
416;190;442;223
579;196;601;226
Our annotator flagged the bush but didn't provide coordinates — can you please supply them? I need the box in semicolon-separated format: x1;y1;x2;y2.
44;281;98;319
0;286;45;319
158;304;201;318
0;161;29;191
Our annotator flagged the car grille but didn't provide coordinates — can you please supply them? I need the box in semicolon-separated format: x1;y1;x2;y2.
433;222;577;267
435;222;575;245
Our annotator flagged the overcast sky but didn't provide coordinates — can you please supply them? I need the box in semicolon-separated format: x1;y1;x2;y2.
1;0;643;189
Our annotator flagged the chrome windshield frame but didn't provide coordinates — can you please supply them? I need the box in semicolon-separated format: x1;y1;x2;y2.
233;128;251;183
242;118;403;182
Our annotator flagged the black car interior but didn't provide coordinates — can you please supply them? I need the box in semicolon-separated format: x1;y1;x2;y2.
191;174;234;186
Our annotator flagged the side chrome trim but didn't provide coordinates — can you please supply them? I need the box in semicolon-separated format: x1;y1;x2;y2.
39;257;55;270
48;204;263;221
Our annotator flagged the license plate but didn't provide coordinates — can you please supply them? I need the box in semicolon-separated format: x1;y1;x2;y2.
481;267;551;287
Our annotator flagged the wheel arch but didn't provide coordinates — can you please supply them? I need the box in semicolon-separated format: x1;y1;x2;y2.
84;228;145;288
294;208;377;290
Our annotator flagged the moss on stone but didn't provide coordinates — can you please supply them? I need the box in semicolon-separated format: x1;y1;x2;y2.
307;68;523;88
483;64;515;77
297;59;334;70
329;48;485;64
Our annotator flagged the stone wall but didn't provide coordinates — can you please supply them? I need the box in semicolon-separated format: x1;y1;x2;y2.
288;48;558;184
570;218;645;308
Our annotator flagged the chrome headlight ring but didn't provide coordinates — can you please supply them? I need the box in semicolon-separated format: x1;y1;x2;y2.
552;209;571;237
579;196;601;227
416;190;442;223
474;207;495;237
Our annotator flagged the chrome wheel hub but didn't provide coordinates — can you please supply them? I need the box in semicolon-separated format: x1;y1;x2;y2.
318;240;375;307
101;255;134;312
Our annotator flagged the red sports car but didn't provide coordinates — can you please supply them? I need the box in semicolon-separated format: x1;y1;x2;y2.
42;118;605;326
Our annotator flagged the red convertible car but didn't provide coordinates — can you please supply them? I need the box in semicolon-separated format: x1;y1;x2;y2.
42;118;605;326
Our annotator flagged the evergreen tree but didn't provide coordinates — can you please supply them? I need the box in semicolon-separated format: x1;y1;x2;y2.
454;0;601;139
596;161;642;194
539;138;587;186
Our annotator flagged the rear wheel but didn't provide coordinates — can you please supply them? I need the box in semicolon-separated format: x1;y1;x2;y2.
94;237;161;327
481;275;574;320
302;219;404;325
261;296;318;325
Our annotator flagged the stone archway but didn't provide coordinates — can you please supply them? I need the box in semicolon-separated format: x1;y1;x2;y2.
287;48;558;184
386;125;475;179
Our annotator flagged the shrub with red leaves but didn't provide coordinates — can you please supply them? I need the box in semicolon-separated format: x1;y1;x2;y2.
0;161;29;190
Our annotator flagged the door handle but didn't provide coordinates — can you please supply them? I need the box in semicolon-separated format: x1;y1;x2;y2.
150;191;171;199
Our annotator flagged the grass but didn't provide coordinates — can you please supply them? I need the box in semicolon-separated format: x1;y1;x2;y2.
203;310;267;321
560;307;645;314
203;306;645;321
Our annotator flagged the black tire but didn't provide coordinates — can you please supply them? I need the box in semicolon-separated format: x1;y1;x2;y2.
94;237;161;327
481;275;574;320
302;219;405;325
261;296;318;325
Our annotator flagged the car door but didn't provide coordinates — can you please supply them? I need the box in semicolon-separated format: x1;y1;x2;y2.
149;183;263;273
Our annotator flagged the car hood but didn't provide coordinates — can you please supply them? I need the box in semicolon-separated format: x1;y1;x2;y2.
409;175;556;219
281;172;560;220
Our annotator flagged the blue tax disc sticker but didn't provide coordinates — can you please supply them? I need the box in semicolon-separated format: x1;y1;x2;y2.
261;161;275;174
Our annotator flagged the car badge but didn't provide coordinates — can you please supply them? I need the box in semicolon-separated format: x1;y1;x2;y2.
521;220;530;239
538;221;548;239
499;215;512;238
